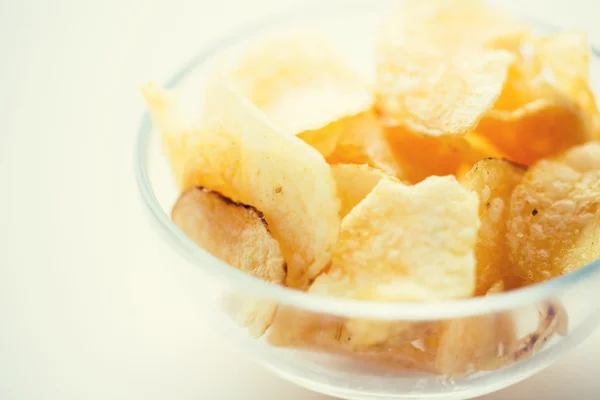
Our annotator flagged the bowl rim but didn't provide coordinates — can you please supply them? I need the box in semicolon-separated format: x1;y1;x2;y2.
133;0;600;320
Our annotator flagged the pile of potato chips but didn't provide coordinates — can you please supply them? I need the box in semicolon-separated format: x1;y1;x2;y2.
142;0;599;378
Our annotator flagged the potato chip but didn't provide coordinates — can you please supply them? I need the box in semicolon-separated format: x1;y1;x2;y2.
534;30;600;135
328;114;497;184
376;1;520;135
376;50;514;136
463;132;508;162
455;133;509;181
309;176;479;301
482;30;597;165
172;187;286;283
172;187;285;336
215;74;341;288
142;83;244;196
155;75;340;289
330;164;389;218
462;159;525;295
296;118;345;158
378;0;529;55
386;127;469;183
326;111;403;177
507;142;600;282
428;285;516;378
227;33;373;156
477;98;592;166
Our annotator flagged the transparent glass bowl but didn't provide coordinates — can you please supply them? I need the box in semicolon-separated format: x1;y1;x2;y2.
134;1;600;399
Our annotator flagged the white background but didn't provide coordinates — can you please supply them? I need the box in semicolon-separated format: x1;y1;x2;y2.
1;0;600;399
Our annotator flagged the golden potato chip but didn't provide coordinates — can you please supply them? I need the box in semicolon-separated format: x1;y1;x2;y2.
328;114;498;183
456;132;509;182
534;30;600;134
386;127;468;183
378;0;529;56
212;74;341;288
462;159;525;295
155;75;340;289
330;164;389;218
309;176;479;301
428;285;516;378
483;31;597;165
142;83;244;196
226;34;373;156
172;187;285;336
172;187;286;283
142;82;241;194
463;132;508;162
296;118;345;158
477;98;592;166
326;111;403;177
507;142;600;282
376;50;514;136
376;1;520;135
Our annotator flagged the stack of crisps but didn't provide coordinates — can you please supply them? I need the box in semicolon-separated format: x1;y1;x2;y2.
141;0;599;378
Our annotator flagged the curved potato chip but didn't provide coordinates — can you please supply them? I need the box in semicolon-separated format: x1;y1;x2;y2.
151;76;340;289
477;98;591;166
378;0;529;56
172;187;286;283
227;33;373;154
463;132;508;162
296;118;345;157
462;159;525;295
327;111;404;177
534;30;600;135
212;75;341;288
386;127;468;183
172;187;285;336
142;82;242;194
376;50;514;136
456;133;509;181
331;164;389;218
507;142;600;282
485;31;596;165
309;176;479;301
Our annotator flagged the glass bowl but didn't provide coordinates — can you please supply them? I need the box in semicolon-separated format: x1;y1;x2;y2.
134;1;600;399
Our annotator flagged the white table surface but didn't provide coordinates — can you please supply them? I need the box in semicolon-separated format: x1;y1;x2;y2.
1;0;599;399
